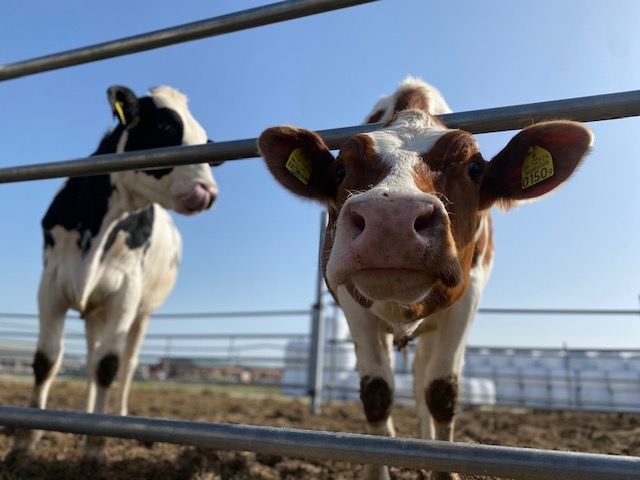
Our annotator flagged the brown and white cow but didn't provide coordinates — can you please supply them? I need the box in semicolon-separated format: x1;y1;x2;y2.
258;77;593;480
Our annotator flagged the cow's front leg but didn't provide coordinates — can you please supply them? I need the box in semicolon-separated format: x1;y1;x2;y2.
83;341;127;462
414;330;464;480
9;285;68;461
413;282;483;480
114;313;150;416
358;329;396;439
341;294;395;480
83;286;140;462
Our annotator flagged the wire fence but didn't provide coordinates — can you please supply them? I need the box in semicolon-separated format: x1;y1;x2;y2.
2;309;640;413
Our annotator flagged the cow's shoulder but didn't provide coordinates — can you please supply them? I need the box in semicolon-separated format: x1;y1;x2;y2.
102;206;155;256
42;175;114;253
102;204;156;260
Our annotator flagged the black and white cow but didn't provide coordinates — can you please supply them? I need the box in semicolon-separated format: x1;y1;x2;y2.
10;85;218;462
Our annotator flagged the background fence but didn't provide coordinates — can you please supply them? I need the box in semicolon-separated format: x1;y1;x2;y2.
3;307;640;413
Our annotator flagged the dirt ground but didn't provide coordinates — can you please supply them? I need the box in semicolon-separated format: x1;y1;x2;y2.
0;380;639;480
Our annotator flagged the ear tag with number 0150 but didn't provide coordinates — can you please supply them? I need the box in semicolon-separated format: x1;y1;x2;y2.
521;145;554;189
286;148;312;185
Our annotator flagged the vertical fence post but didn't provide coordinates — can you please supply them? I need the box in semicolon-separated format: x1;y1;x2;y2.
308;210;328;413
162;336;173;387
563;342;575;409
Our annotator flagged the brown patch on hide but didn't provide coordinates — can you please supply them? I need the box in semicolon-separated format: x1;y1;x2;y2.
365;110;385;124
360;376;392;424
33;350;53;386
344;281;374;309
426;375;459;424
471;213;494;268
97;353;120;387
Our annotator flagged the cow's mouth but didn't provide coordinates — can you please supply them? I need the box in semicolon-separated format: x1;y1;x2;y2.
349;268;433;303
175;184;215;213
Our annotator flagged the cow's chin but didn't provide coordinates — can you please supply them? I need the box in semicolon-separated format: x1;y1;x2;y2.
349;268;433;304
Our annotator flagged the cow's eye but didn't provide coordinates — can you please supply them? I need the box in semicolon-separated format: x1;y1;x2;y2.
157;122;173;133
335;163;347;184
467;159;484;180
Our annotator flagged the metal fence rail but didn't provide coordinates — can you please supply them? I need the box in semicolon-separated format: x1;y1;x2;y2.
2;89;639;184
0;0;378;81
0;406;638;480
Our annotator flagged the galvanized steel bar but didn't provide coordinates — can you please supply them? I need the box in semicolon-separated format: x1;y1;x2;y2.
0;0;379;81
308;210;328;413
446;89;640;134
478;308;640;316
0;309;312;319
1;89;640;184
318;89;640;146
1;308;638;319
0;406;638;480
0;140;257;184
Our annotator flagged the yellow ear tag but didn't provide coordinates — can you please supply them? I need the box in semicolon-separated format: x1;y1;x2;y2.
286;148;312;185
114;100;127;125
521;145;554;189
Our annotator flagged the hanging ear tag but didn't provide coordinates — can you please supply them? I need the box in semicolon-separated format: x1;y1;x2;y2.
286;148;312;185
521;145;553;189
114;100;127;125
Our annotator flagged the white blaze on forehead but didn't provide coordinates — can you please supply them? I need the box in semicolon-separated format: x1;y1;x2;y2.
365;110;451;189
148;85;208;146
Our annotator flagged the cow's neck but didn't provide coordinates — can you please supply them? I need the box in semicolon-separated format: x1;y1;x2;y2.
108;172;158;217
84;174;156;257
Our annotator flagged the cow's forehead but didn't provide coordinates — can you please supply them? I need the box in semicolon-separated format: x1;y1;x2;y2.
364;110;452;167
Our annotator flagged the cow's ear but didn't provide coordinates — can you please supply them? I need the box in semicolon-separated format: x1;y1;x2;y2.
479;121;593;210
107;85;140;128
258;126;338;205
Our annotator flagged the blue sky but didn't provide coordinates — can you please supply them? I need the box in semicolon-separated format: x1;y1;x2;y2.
1;0;640;349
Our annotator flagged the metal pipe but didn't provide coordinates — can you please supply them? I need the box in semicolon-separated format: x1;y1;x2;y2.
0;309;312;319
0;0;379;81
0;140;257;184
478;308;640;316
1;89;640;184
0;406;638;479
1;308;639;320
317;89;640;145
308;210;328;413
446;89;640;134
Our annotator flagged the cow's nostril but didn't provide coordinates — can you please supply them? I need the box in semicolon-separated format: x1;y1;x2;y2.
414;212;433;234
348;209;367;235
351;212;366;233
207;192;216;208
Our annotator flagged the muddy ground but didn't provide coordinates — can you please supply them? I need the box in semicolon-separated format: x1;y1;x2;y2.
0;380;639;479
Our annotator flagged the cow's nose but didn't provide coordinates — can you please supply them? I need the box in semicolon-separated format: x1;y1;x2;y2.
206;190;217;209
346;196;438;241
